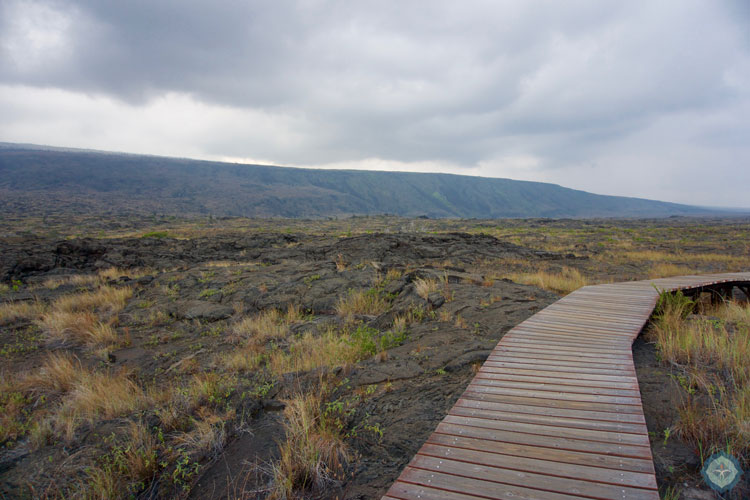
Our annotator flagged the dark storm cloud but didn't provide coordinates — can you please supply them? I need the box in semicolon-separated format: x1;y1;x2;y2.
1;1;749;205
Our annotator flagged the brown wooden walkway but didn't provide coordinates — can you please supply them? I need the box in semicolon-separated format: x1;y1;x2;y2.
383;272;750;500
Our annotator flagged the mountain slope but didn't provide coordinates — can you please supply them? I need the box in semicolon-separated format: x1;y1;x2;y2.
0;143;714;218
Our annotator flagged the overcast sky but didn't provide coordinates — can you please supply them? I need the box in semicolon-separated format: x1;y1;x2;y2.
1;1;748;207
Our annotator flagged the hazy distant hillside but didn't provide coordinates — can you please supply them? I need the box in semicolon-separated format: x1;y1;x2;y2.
0;143;714;218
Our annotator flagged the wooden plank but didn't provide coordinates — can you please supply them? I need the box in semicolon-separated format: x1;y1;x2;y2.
456;397;646;424
501;332;632;348
537;313;648;327
512;321;644;336
542;306;649;322
465;384;643;406
482;360;635;376
491;347;633;362
408;455;659;499
473;371;639;390
442;414;650;446
491;346;633;360
392;467;586;500
492;344;634;360
486;354;635;371
434;422;652;458
386;481;488;500
461;390;644;415
511;322;639;338
477;366;639;383
426;433;656;475
523;316;646;332
417;445;658;491
499;336;632;352
469;377;641;397
449;405;648;434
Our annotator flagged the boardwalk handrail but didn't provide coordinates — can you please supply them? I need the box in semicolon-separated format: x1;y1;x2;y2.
383;272;750;500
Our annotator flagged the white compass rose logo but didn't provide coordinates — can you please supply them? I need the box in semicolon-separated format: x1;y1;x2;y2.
701;451;743;494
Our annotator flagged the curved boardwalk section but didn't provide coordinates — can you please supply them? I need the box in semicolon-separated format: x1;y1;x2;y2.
383;272;750;500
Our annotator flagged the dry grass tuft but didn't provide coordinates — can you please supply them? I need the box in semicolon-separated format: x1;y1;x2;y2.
53;369;150;441
385;268;403;281
40;268;146;290
232;305;301;342
37;311;119;347
335;289;389;320
414;278;439;299
648;263;693;279
174;416;227;459
268;326;360;375
0;300;46;323
53;285;132;315
335;253;347;272
223;344;266;372
35;286;132;348
22;352;81;394
508;267;588;295
270;391;349;499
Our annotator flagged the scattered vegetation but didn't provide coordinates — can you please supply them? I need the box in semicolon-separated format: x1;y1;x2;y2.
648;291;749;467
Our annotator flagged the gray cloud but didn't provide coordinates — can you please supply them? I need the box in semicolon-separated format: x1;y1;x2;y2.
1;0;748;206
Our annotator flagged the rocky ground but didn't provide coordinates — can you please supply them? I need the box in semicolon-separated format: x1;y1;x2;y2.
0;231;562;498
1;217;748;499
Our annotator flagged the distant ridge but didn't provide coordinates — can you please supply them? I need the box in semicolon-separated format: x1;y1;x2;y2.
0;142;721;218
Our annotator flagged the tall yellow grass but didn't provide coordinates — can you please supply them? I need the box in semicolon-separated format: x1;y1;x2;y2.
0;301;46;323
508;267;588;295
649;292;749;463
268;327;360;375
335;289;389;319
19;352;150;442
231;304;301;342
270;391;348;499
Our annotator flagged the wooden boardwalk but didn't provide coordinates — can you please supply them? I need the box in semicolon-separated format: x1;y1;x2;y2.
383;272;750;500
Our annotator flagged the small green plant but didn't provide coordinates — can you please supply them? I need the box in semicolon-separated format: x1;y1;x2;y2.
164;284;180;301
199;288;219;298
201;325;224;337
378;327;407;352
663;427;671;445
661;485;679;500
364;422;384;441
141;231;169;239
348;324;379;356
435;368;447;376
197;271;215;283
654;289;694;320
248;381;275;398
171;450;200;491
303;274;321;286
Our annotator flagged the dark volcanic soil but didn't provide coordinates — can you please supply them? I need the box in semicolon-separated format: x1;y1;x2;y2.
0;231;561;499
